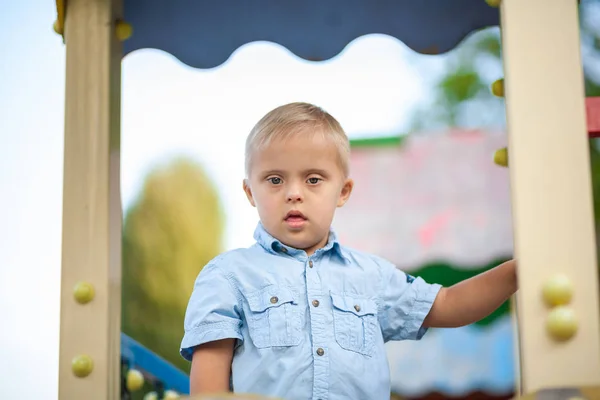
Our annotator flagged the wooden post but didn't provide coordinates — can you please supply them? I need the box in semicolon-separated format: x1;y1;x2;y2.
58;0;123;398
500;0;600;394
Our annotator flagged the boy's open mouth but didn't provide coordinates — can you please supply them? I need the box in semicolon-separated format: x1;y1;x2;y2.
285;210;307;228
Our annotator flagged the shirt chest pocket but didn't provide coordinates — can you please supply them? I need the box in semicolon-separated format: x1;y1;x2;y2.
330;293;378;356
244;285;302;349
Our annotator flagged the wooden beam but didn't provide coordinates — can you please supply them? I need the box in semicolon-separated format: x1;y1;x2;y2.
58;0;123;398
500;0;600;394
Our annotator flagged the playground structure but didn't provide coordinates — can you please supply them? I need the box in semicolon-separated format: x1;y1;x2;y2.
52;0;600;399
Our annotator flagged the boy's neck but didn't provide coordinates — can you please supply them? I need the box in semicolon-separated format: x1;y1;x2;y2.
299;233;330;257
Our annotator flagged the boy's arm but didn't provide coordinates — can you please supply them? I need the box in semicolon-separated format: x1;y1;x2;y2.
424;259;518;328
181;261;243;393
190;339;235;394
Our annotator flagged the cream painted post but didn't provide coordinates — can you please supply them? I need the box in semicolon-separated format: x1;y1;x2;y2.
58;0;123;398
510;298;522;396
500;0;600;394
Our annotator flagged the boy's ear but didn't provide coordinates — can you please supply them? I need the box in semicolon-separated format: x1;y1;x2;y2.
243;179;256;207
337;178;354;207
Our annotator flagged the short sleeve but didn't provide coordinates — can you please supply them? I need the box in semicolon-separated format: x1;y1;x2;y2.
375;256;442;342
180;261;243;361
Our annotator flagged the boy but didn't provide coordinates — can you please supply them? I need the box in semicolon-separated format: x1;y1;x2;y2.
180;102;518;400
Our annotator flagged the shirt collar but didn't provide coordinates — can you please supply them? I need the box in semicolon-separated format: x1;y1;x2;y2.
253;222;350;263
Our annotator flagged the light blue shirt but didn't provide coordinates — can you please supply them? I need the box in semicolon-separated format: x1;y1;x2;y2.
181;223;442;400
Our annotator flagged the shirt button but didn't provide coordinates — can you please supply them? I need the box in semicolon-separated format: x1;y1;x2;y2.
270;296;278;304
354;305;361;312
312;300;320;307
309;260;313;268
316;348;325;356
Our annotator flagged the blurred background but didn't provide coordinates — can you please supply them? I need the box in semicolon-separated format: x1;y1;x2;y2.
2;1;600;399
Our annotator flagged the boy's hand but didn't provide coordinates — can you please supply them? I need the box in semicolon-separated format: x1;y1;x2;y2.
423;259;517;328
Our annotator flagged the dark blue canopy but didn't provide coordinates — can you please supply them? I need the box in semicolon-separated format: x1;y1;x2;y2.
122;0;499;69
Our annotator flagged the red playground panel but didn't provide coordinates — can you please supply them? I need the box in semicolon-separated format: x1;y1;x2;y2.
588;97;600;137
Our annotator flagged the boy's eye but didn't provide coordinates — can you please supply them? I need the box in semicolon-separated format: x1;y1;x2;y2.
307;177;321;184
268;177;282;185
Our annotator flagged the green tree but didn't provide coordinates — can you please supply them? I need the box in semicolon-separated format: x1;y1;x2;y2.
408;28;505;132
122;157;225;374
410;2;600;132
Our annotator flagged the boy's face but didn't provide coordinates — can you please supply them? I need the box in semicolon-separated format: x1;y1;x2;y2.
243;132;353;255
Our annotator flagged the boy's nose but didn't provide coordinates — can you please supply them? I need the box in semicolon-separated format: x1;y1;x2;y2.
286;190;303;203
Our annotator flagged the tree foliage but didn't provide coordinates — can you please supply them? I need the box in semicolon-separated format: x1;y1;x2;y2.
408;29;506;132
410;4;600;132
122;157;225;373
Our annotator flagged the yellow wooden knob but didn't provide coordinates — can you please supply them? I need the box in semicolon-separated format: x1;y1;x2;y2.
115;20;133;41
491;78;504;97
542;274;574;307
73;282;95;304
485;0;502;7
143;392;158;400
493;147;508;167
546;306;578;341
53;20;63;35
126;369;145;392
164;390;180;399
72;355;94;377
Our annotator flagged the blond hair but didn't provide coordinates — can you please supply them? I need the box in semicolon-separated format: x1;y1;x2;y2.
245;102;350;176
